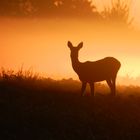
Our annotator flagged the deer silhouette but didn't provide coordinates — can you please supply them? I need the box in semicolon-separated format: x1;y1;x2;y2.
67;41;121;96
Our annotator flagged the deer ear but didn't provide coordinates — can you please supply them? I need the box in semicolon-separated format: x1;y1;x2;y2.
67;41;73;49
78;42;83;49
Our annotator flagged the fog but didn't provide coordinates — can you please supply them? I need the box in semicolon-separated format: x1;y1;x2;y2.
0;18;140;85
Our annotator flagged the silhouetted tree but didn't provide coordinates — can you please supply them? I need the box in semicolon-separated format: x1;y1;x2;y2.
0;0;133;27
0;0;34;17
0;0;19;16
0;0;100;18
29;0;57;17
29;0;100;18
101;0;133;27
54;0;99;18
20;0;35;16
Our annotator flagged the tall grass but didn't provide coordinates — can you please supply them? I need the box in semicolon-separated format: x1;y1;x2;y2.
1;68;140;139
0;67;140;96
0;66;39;81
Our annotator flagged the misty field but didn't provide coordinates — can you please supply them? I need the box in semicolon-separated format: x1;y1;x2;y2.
1;70;140;139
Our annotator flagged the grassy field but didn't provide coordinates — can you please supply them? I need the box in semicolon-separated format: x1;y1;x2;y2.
1;69;140;139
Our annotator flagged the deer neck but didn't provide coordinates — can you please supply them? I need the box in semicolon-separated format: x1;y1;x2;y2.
70;54;81;72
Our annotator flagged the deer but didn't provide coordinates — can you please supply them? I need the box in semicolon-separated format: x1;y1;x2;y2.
67;41;121;96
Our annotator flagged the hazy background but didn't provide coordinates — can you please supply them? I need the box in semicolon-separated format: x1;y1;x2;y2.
95;0;140;28
0;0;140;85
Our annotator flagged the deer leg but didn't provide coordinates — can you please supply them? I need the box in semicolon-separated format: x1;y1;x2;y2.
106;79;113;95
89;82;95;96
81;82;87;96
111;77;116;96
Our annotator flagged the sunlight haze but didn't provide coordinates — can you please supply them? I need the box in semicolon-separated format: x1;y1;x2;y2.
1;0;140;85
94;0;140;28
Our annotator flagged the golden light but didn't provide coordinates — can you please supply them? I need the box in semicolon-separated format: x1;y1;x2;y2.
0;0;140;85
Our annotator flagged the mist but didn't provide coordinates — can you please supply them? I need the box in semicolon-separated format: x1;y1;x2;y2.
0;18;140;85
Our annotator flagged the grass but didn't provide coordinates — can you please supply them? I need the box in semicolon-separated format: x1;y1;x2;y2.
1;69;140;139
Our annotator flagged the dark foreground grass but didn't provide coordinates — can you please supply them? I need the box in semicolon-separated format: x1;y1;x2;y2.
1;70;140;139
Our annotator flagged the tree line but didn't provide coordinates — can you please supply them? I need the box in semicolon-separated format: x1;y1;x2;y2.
0;0;97;17
0;0;132;26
